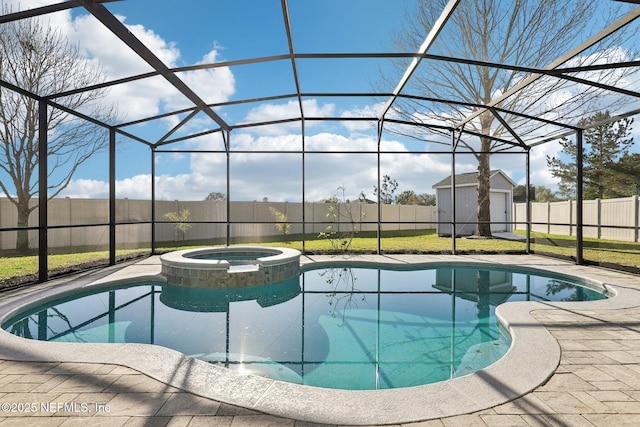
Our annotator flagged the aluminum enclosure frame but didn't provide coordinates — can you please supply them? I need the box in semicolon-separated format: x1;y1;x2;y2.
0;1;638;281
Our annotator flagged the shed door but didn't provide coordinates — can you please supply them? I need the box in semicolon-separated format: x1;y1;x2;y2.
490;192;507;232
436;190;452;236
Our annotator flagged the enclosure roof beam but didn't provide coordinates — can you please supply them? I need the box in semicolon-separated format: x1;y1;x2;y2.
1;1;637;150
383;117;453;133
454;5;640;129
157;128;224;147
160;117;528;151
111;128;153;147
155;109;202;147
0;78;41;102
553;60;640;74
488;108;528;150
301;54;640;103
178;89;573;147
53;44;636;135
49;98;153;146
0;0;118;24
77;0;230;139
95;82;577;148
141;47;611;144
412;55;640;100
116;94;301;130
529;106;640;147
46;54;291;102
116;106;200;129
0;75;153;147
397;93;579;136
161;117;305;146
43;51;640;102
120;91;381;132
555;72;640;99
378;0;460;122
452;128;525;149
0;77;107;132
281;0;305;131
161;116;453;147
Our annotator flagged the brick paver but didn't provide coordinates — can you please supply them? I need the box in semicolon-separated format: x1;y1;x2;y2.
1;254;639;426
0;306;639;425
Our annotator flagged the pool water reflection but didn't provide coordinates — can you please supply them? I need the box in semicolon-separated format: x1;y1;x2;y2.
2;265;607;390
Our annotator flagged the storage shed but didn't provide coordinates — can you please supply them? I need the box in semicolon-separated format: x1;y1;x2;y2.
432;170;515;237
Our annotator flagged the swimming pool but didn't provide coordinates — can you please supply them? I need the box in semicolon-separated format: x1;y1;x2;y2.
1;263;607;390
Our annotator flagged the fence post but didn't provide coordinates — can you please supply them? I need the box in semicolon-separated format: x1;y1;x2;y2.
253;201;258;237
596;198;601;239
569;200;573;237
635;195;639;243
68;197;73;248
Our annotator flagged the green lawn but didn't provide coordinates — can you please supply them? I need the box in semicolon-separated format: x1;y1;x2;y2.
0;249;149;284
1;230;638;285
259;230;527;253
526;231;640;269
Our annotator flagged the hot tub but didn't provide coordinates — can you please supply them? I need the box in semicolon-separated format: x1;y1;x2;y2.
159;246;301;288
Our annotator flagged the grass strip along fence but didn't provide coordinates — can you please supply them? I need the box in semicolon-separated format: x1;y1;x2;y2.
1;230;638;288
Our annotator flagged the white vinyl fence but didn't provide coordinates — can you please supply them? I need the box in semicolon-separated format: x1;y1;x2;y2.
513;196;640;242
3;196;637;250
0;198;438;250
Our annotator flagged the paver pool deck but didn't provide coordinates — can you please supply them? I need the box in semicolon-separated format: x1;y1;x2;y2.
0;254;639;426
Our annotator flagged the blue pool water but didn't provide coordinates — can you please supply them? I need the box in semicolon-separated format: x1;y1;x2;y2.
187;250;274;265
2;264;607;390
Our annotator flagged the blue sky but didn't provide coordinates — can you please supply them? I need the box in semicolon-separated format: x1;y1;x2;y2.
3;1;639;203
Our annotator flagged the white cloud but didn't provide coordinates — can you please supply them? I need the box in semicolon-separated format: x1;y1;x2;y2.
62;173;218;201
168;49;236;109
58;178;109;199
31;11;236;126
60;106;583;202
242;99;335;135
527;140;564;190
153;173;215;200
59;14;179;121
115;173;216;201
234;133;303;151
340;102;385;132
61;129;461;202
69;15;177;78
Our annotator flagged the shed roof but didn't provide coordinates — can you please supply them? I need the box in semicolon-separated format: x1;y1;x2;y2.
432;170;516;189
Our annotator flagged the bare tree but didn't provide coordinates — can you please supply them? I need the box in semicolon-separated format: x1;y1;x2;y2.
386;0;637;236
0;16;117;253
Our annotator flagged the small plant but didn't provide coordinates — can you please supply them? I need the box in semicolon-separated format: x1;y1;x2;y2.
269;207;290;236
318;186;365;252
374;174;398;204
164;209;192;241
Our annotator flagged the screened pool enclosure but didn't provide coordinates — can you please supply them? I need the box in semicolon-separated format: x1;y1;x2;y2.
0;0;639;284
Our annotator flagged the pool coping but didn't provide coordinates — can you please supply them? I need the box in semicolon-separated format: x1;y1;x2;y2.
0;254;638;425
159;245;302;270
